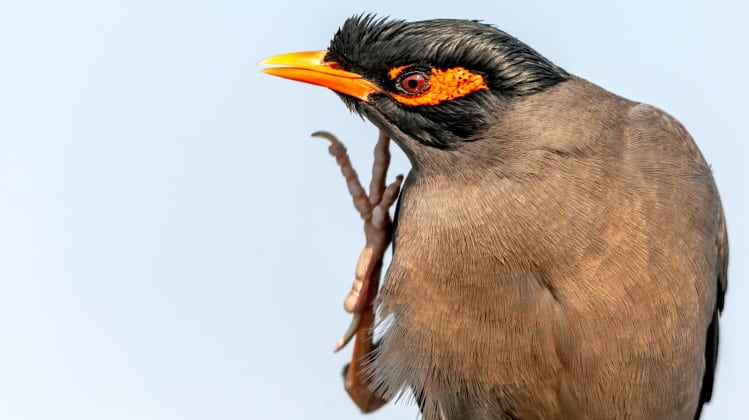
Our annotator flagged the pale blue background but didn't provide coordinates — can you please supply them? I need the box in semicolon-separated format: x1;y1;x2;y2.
0;1;746;419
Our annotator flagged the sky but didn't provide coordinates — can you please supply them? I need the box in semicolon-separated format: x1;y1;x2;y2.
0;1;746;419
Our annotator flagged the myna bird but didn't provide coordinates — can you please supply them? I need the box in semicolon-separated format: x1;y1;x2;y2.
260;15;728;420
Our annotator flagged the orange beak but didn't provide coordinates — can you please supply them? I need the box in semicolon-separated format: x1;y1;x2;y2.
258;50;381;101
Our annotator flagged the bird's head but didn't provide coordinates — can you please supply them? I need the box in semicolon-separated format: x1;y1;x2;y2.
260;15;569;164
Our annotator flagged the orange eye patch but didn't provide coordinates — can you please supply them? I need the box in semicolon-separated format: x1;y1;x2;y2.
389;66;489;106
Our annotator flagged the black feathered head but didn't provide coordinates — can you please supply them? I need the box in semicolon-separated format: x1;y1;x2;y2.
261;15;568;152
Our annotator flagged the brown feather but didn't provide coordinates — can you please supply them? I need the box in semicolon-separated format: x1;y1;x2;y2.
370;77;725;419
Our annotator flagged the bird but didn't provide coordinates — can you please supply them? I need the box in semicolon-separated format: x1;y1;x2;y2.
259;15;727;420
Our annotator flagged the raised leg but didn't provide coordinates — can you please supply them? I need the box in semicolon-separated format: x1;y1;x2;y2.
311;130;402;413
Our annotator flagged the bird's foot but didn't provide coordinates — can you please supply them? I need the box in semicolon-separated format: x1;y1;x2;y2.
311;130;402;412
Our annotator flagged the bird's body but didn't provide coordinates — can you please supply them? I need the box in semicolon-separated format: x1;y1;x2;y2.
261;15;727;419
374;77;726;419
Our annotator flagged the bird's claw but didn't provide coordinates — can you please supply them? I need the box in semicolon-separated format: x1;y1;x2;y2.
334;312;361;353
312;129;401;412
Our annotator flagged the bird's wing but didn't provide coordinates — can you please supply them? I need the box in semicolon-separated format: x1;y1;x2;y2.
695;202;728;419
655;104;730;418
630;104;727;419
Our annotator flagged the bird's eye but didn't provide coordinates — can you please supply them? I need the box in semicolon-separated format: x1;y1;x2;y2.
398;72;430;95
388;66;488;106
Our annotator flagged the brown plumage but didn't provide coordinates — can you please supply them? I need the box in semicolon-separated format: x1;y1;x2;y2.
261;15;727;420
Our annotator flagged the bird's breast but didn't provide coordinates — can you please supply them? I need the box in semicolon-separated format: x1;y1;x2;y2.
372;174;568;417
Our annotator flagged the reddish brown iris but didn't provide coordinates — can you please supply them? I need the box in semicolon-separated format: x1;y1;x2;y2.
399;72;429;94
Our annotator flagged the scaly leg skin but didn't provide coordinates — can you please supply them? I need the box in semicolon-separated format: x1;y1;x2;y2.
311;130;403;413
